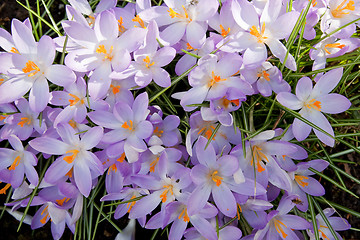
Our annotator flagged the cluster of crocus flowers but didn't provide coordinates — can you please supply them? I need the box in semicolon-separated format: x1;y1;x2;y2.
0;0;357;240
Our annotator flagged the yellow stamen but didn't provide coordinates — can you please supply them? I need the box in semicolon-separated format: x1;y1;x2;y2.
56;197;70;206
294;175;309;187
143;56;155;68
249;23;267;43
178;207;190;222
257;70;270;81
126;195;137;213
122;120;134;131
208;71;227;87
96;45;114;61
0;183;11;194
22;60;40;77
305;99;322;111
108;164;117;175
110;84;120;95
210;170;223;186
251;145;268;173
10;47;19;54
160;185;173;203
63;150;79;164
8;156;21;171
274;219;288;238
331;0;355;18
324;43;346;54
118;17;126;32
312;0;318;7
132;15;146;28
219;24;231;37
68;93;84;106
18;117;32;127
149;157;160;173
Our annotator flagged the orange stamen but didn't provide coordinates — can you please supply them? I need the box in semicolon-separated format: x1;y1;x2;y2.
63;150;79;164
153;126;164;137
149;157;160;172
167;6;192;22
305;99;321;111
8;156;21;171
219;24;231;37
108;164;117;175
210;170;223;186
324;43;346;54
117;153;126;163
249;23;267;43
0;183;11;194
331;0;355;18
118;17;126;32
257;70;270;81
251;145;268;173
178;207;190;222
126;195;137;213
68;119;77;129
68;93;84;106
132;15;146;28
96;45;114;61
208;71;227;87
18;117;32;127
40;205;49;224
160;185;173;203
122;120;134;131
110;84;120;95
22;60;40;77
10;47;19;54
143;56;155;68
274;219;288;238
56;197;70;206
295;175;309;187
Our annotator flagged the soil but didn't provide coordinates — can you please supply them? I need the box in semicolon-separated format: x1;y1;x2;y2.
0;1;359;240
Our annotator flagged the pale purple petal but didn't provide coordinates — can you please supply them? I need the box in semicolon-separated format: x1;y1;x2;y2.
190;164;209;185
169;219;188;240
317;94;351;114
160;22;187;46
45;65;76;87
94;11;118;41
29;77;49;113
212;184;237;217
187;184;211;216
29;137;69;155
37;35;55;65
44;158;73;184
292;109;312;142
0;78;32;104
12;19;37;54
266;39;297;71
295;77;313;102
190;215;218;240
276;92;302;110
243;44;267;69
81;126;103;149
88;63;112;99
312;68;343;97
74;160;92;197
186;21;206;47
129;191;161;219
310;110;334;147
152;67;171;87
88;110;121;129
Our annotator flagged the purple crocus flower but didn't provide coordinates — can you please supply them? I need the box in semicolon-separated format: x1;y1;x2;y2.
227;0;300;70
139;0;219;47
188;136;265;217
286;160;329;212
29;124;104;197
110;21;176;88
254;195;311;239
276;68;351;146
0;134;38;188
308;208;351;240
88;92;153;163
0;19;76;112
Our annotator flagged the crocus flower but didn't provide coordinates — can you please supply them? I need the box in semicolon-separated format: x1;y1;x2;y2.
0;19;76;112
0;134;38;188
29;124;104;197
139;0;219;46
276;68;351;146
254;195;311;239
88;92;153;163
227;0;300;70
111;21;176;88
308;208;351;240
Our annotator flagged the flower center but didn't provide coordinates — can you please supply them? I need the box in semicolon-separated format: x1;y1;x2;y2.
117;153;126;163
122;120;134;131
143;56;155;68
8;156;21;171
250;23;267;43
132;15;146;28
110;84;121;95
294;175;309;187
324;43;346;54
118;17;126;33
208;71;227;87
96;45;114;61
198;125;216;140
64;149;80;164
221;97;240;109
331;0;355;18
18;117;32;127
160;184;174;203
22;60;41;77
274;219;288;238
153;126;164;137
305;99;322;111
68;93;84;106
168;6;192;22
210;170;223;186
178;207;190;222
257;70;270;81
251;145;268;173
219;24;231;37
56;197;70;206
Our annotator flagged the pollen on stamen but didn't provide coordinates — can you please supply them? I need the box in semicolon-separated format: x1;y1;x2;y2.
274;219;288;238
143;56;155;68
257;70;270;81
0;182;11;194
178;207;190;222
132;15;146;28
63;150;80;164
219;24;231;37
324;43;346;54
18;117;32;127
8;156;21;171
22;60;40;77
331;0;355;18
249;23;267;43
122;120;134;131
